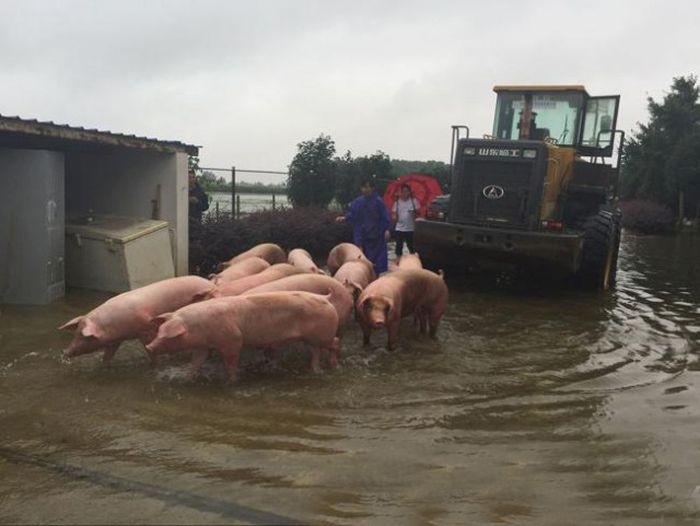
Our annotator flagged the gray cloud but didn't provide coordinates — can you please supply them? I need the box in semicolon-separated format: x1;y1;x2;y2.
1;0;698;182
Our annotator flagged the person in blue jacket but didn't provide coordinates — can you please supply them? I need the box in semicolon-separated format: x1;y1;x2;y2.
337;178;392;274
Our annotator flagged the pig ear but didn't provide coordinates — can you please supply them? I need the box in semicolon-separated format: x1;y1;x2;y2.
58;315;84;331
357;294;370;311
151;313;173;330
385;297;395;317
350;280;364;294
192;289;214;302
80;318;104;339
161;318;186;339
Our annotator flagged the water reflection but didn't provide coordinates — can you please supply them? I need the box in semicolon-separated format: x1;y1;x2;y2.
0;232;699;524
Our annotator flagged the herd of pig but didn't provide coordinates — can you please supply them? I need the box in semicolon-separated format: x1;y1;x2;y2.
60;243;449;381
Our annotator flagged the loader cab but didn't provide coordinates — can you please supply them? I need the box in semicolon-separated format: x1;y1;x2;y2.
491;85;620;157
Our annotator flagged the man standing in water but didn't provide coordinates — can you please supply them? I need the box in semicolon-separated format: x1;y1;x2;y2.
337;178;392;274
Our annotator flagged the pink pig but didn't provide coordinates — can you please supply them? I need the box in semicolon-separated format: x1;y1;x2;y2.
59;276;216;363
333;259;376;300
146;291;340;381
287;248;325;275
214;263;308;297
388;253;423;272
326;243;372;275
210;256;270;284
356;269;448;350
397;253;423;270
242;274;353;331
219;243;286;270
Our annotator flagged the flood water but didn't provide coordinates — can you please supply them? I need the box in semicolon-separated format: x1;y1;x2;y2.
1;232;699;524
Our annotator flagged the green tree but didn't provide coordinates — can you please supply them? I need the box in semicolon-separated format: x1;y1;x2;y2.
391;159;451;190
287;134;337;208
334;150;361;207
334;150;394;207
621;75;700;217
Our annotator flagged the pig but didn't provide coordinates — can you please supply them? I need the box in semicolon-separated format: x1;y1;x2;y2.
356;269;448;350
145;291;340;381
326;242;372;275
397;253;423;270
210;256;270;285
288;248;325;275
242;274;353;331
214;263;308;297
59;276;216;363
333;259;376;300
218;243;286;270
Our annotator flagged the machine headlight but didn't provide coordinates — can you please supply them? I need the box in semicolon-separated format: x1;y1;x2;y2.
523;149;537;159
463;146;476;156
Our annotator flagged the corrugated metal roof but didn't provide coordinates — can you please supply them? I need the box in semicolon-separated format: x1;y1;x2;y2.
493;85;588;95
0;114;199;155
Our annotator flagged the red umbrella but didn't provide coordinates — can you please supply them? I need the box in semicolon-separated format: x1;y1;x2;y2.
383;173;443;218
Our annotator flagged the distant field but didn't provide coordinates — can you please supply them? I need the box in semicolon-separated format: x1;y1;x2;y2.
206;191;290;216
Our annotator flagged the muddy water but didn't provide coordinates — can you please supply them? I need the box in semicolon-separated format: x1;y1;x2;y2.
1;233;699;525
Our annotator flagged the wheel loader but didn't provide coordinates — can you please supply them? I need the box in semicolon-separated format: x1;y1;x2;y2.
414;85;624;289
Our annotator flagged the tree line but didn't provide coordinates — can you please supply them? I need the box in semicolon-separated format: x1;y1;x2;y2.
621;75;700;220
286;135;449;208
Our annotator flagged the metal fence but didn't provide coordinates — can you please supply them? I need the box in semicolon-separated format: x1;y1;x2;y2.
198;166;288;219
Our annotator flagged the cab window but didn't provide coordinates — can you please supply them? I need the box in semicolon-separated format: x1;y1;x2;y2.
493;92;585;146
581;96;619;150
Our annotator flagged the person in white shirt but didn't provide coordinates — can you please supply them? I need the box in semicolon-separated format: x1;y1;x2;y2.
391;184;421;258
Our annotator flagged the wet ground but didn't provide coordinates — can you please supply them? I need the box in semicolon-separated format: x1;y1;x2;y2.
1;232;699;525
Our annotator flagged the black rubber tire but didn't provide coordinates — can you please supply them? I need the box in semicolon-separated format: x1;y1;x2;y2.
577;209;621;291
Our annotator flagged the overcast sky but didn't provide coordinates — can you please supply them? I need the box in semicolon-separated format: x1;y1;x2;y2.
1;0;699;182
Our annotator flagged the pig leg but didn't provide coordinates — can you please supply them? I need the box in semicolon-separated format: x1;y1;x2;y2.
387;322;400;351
189;348;210;378
217;345;242;382
418;308;428;335
138;333;160;367
102;344;120;364
428;309;444;338
263;346;282;365
309;348;322;374
361;324;371;345
327;337;340;369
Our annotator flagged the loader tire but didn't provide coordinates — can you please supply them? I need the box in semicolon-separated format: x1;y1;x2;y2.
577;209;621;291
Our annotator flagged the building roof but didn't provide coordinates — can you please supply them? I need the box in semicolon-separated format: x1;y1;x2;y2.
0;114;199;155
493;85;588;95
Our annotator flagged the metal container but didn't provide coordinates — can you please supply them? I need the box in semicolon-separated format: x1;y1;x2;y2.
0;149;65;305
65;215;174;293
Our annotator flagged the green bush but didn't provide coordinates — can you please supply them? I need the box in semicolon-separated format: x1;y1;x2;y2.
189;207;352;276
619;200;675;234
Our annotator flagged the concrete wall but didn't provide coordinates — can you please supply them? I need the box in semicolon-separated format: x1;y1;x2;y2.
0;148;65;304
65;150;189;275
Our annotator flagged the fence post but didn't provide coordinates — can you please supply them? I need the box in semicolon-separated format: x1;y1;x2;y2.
215;201;220;220
231;166;236;220
236;194;241;219
272;191;276;210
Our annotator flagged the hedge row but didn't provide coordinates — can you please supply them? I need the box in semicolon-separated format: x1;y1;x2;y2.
189;207;352;276
619;200;675;234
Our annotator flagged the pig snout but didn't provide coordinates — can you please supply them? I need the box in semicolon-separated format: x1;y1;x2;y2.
370;316;386;329
62;337;99;358
144;339;165;355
